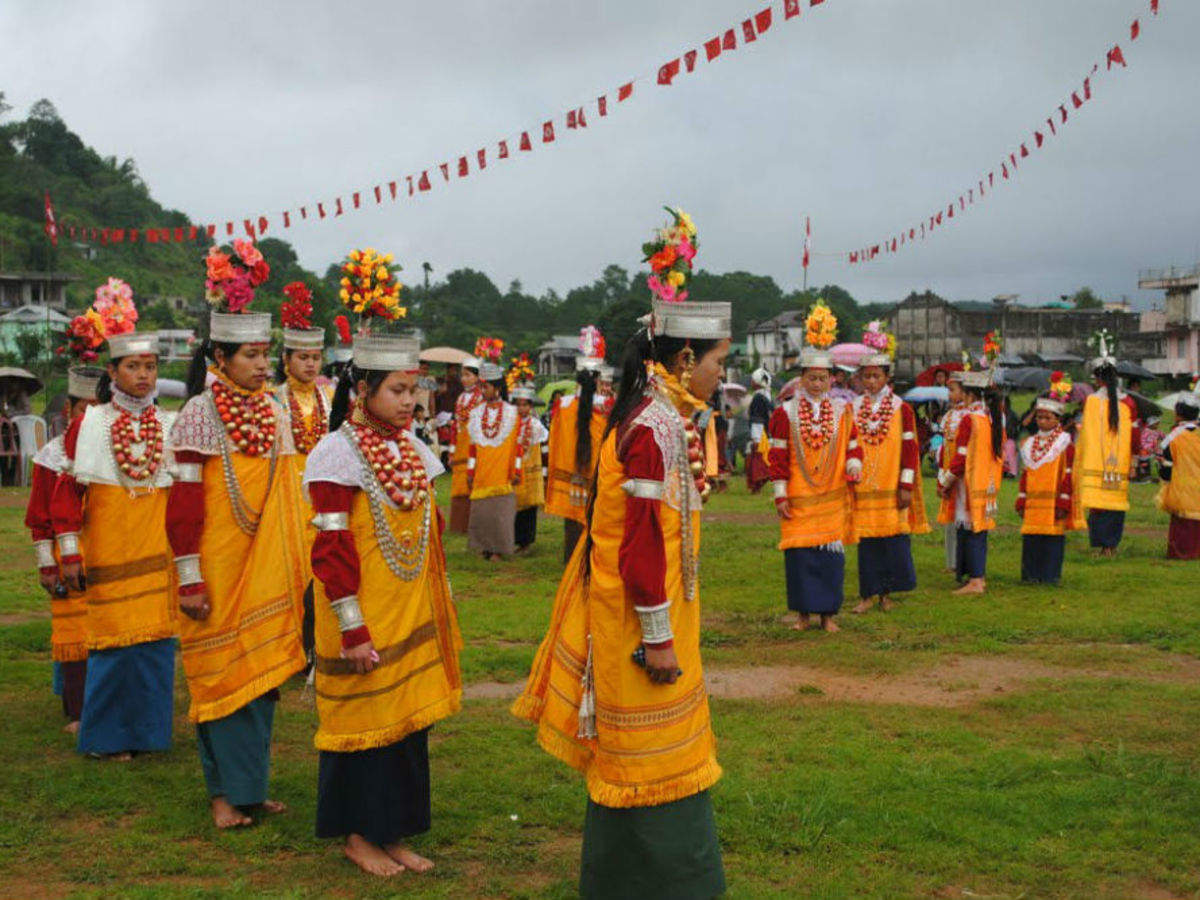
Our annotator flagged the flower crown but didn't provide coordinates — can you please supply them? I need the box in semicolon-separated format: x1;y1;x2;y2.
643;206;698;304
506;352;536;388
281;281;314;330
1048;370;1073;402
338;247;404;328
805;300;838;349
205;240;269;313
474;336;505;362
59;277;139;362
579;325;606;359
982;330;1003;368
862;319;896;359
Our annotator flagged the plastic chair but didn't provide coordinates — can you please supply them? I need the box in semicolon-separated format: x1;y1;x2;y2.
12;414;48;487
0;417;20;487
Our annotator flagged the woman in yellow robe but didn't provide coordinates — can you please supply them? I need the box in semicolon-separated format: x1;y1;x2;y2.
513;298;731;900
510;383;549;552
1157;393;1200;559
1074;356;1135;556
448;358;482;533
167;308;308;830
1016;395;1080;584
466;362;521;559
545;360;608;562
305;334;462;878
936;372;968;571
54;330;178;759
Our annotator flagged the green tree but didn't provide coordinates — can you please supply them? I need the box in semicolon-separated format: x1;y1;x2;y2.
1071;287;1103;309
14;330;44;367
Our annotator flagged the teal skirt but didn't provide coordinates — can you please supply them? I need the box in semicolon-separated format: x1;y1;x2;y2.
581;790;725;899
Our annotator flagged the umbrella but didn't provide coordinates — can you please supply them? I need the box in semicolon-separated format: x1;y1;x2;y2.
903;386;950;404
998;367;1052;391
1036;352;1084;366
995;352;1026;367
915;362;963;387
830;343;874;368
1115;360;1156;382
721;383;747;404
419;346;471;365
538;379;577;405
1126;390;1160;422
1156;391;1191;410
157;377;187;399
0;366;43;394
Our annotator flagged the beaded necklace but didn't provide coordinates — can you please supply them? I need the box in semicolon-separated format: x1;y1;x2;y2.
1028;427;1063;466
855;389;896;446
108;401;164;482
212;376;277;457
479;400;505;441
797;394;835;450
349;402;430;511
285;378;327;454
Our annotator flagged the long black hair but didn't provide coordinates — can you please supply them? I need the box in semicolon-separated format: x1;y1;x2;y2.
1094;362;1120;432
275;348;293;383
1175;402;1199;423
186;339;244;398
581;329;721;584
574;369;599;472
95;372;113;403
486;377;509;403
330;364;389;430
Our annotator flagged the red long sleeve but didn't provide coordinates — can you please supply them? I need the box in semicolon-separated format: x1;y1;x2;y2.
49;415;86;547
165;450;207;595
950;415;973;480
1121;395;1141;459
1056;444;1075;513
617;424;670;649
308;481;369;649
899;403;919;484
767;405;791;482
25;463;56;541
1016;467;1028;515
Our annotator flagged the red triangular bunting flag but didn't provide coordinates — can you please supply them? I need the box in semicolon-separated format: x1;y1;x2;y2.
811;0;825;5
352;192;360;209
520;131;532;150
742;19;757;42
1002;162;1009;179
317;204;326;219
566;109;577;129
1020;143;1029;158
618;82;633;101
755;7;773;32
438;163;449;180
499;139;510;158
335;198;344;216
657;59;681;84
283;211;291;228
407;176;414;195
477;148;487;169
1131;19;1140;40
373;185;382;203
1035;130;1044;148
784;0;800;19
542;121;555;142
1072;91;1083;109
1084;77;1092;100
684;50;698;72
458;156;468;177
722;28;737;50
147;229;158;243
256;217;268;235
705;37;722;60
989;172;994;187
418;171;431;191
242;219;254;236
959;196;965;210
388;181;397;199
577;106;587;127
205;225;215;238
1151;0;1158;14
948;204;954;219
1107;44;1127;69
1047;116;1057;135
597;96;608;116
188;226;197;240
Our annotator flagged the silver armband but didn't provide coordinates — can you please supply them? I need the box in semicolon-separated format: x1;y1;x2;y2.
635;602;674;645
621;478;664;500
899;468;915;486
311;511;349;531
56;533;80;557
331;595;365;632
173;462;203;483
769;438;788;450
773;480;789;500
34;540;55;569
937;469;955;488
175;554;202;585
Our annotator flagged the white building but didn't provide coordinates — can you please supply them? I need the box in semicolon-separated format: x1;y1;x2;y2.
745;310;807;372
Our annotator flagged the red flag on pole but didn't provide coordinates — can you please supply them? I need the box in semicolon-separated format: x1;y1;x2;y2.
43;192;59;246
802;216;811;270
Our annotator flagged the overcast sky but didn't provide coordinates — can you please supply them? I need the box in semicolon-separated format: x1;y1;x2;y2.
4;0;1198;310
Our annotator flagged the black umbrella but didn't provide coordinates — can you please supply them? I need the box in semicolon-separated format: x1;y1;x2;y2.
1036;352;1084;366
1125;391;1160;422
1114;360;1156;381
1000;367;1052;391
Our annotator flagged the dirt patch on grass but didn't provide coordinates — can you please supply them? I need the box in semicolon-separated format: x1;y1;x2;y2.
0;489;31;509
0;608;48;625
467;652;1200;707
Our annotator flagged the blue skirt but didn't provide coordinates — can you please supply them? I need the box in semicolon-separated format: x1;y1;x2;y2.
1087;509;1125;549
857;535;917;598
785;547;845;614
955;528;988;581
1022;534;1065;584
196;693;277;808
77;638;174;755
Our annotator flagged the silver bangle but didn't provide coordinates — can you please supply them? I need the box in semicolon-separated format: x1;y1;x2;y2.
311;511;349;531
175;554;202;585
331;595;365;632
769;438;788;449
773;481;789;500
621;478;664;500
899;469;915;485
635;602;673;645
56;533;80;557
173;462;203;483
34;540;55;569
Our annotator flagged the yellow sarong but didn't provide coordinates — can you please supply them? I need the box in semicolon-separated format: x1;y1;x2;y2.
80;484;177;650
1157;428;1200;521
1074;393;1132;514
513;429;720;808
178;454;307;723
312;492;462;751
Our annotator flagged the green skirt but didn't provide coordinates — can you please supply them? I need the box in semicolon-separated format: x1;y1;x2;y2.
581;790;725;900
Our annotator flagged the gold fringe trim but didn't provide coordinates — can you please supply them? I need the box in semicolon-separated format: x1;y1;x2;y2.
534;721;591;775
52;642;89;663
314;691;461;753
88;625;177;652
586;756;723;809
188;654;305;724
509;692;545;724
470;484;515;501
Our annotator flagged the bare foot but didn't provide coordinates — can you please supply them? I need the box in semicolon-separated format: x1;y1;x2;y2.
953;579;986;595
821;616;840;633
385;843;434;874
879;596;896;612
108;751;133;762
63;720;80;735
211;796;252;829
789;614;811;631
261;799;288;815
345;834;404;877
851;597;877;615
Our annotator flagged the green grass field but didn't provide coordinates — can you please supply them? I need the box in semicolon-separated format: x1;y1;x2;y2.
0;475;1197;900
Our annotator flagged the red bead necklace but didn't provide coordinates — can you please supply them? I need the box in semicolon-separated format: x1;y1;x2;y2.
480;400;505;440
797;396;835;450
287;382;326;454
212;379;277;456
110;405;164;481
855;391;895;446
684;417;711;502
1028;427;1062;465
355;421;430;511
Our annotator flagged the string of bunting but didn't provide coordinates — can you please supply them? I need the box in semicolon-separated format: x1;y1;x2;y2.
841;0;1160;266
47;0;832;247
